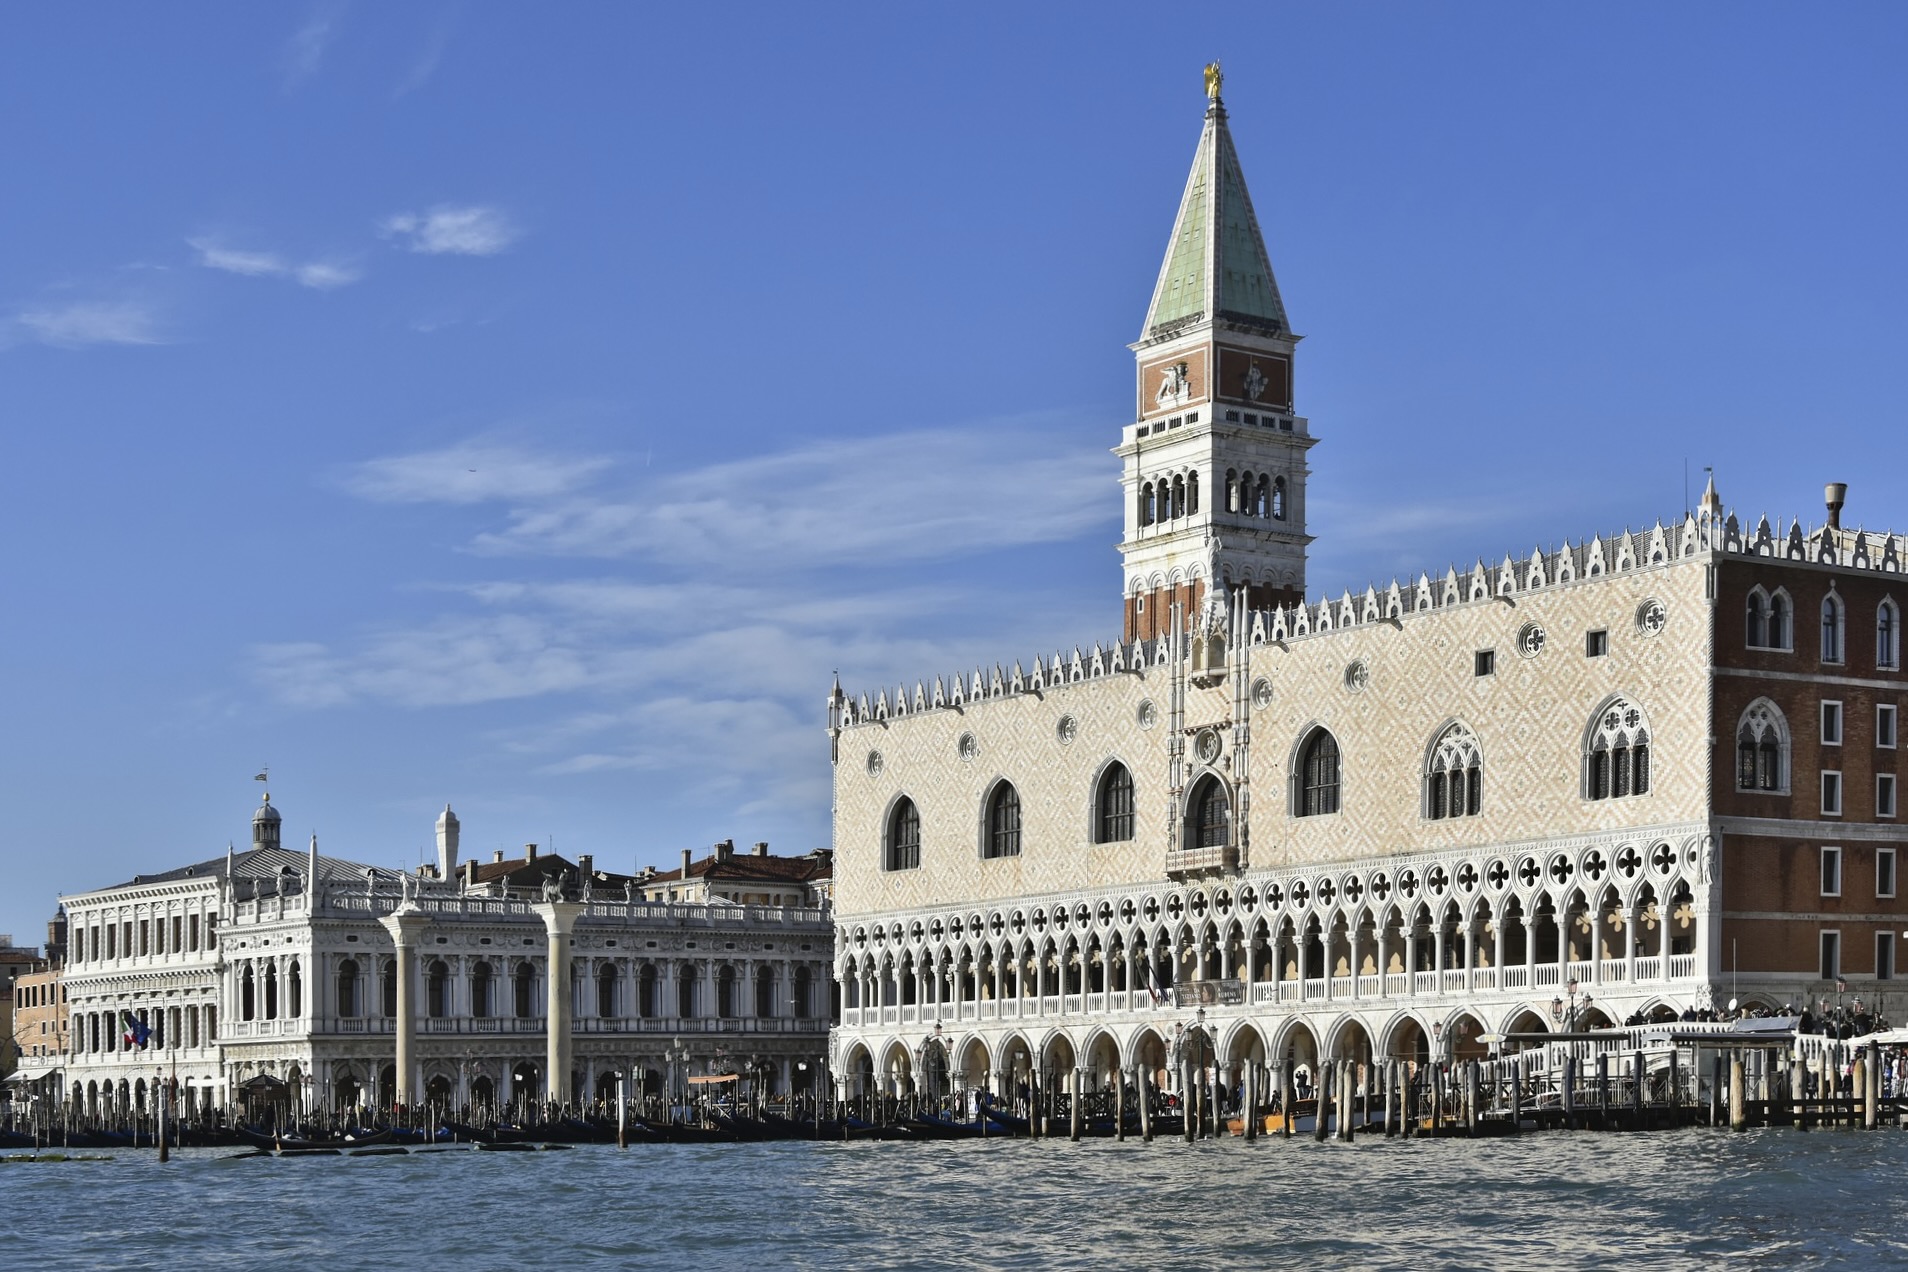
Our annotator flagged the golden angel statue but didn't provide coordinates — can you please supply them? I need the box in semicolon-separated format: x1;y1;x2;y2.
1204;60;1223;101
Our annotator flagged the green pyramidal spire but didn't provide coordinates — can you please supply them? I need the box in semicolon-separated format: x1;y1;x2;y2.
1141;91;1288;339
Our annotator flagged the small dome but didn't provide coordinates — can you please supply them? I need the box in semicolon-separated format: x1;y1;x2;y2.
253;793;281;824
437;803;459;827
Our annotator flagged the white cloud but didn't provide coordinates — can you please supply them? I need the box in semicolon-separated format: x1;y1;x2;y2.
284;8;340;88
382;205;520;256
13;300;164;348
342;423;1114;570
394;25;449;98
340;442;611;505
190;238;362;290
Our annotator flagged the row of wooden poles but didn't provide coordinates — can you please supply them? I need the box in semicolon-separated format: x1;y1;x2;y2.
1024;1039;1903;1143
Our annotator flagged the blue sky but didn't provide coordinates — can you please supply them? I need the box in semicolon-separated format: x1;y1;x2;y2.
3;4;1907;944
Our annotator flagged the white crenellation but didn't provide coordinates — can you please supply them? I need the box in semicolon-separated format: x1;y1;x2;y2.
836;510;1908;723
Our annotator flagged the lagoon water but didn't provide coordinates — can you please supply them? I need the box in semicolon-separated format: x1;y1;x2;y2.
14;1130;1908;1270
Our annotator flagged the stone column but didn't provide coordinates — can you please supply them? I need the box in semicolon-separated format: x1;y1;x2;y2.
378;906;431;1108
533;900;585;1107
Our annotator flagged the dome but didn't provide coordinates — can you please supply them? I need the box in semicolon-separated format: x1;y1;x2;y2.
253;793;281;824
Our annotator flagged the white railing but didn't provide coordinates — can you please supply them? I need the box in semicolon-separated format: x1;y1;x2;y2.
1441;969;1467;993
1535;964;1561;988
1599;959;1626;983
1413;971;1437;995
1252;981;1279;1005
1277;981;1298;1003
1472;968;1497;992
1383;973;1409;996
1669;954;1696;979
1357;975;1381;998
1636;956;1662;980
1568;960;1595;984
1502;966;1528;990
1330;976;1353;999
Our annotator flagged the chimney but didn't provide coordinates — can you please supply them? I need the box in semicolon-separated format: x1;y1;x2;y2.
463;860;478;888
716;839;735;862
1826;482;1847;530
680;848;692;878
752;841;769;857
436;804;460;878
525;843;538;862
493;849;505;864
578;853;594;878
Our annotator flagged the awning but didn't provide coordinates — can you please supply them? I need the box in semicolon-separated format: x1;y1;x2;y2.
687;1073;741;1085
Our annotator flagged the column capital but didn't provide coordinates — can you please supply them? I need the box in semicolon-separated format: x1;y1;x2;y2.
379;908;431;946
532;900;586;937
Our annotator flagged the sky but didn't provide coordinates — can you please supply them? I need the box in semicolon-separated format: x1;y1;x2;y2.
3;4;1907;945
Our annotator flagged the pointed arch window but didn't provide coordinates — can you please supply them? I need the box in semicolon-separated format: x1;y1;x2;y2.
1189;775;1231;847
1736;700;1789;793
1746;588;1770;648
1296;728;1341;817
885;798;921;872
1426;722;1482;819
1879;599;1900;670
1770;590;1793;649
984;783;1022;859
1822;593;1845;664
1586;698;1652;800
1095;762;1136;843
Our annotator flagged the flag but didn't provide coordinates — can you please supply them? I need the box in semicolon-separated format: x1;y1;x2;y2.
254;771;269;782
1143;957;1163;1007
120;1010;152;1049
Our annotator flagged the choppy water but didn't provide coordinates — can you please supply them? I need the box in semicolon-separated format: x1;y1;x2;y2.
11;1130;1908;1270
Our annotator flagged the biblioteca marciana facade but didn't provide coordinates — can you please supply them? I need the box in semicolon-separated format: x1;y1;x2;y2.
26;800;833;1118
825;68;1908;1101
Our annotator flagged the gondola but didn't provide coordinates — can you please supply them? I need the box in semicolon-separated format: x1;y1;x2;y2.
233;1125;394;1151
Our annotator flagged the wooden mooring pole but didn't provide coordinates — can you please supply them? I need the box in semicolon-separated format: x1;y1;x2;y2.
1138;1066;1153;1143
1729;1055;1747;1132
1280;1059;1293;1139
1115;1066;1127;1142
1865;1041;1881;1131
1069;1069;1082;1143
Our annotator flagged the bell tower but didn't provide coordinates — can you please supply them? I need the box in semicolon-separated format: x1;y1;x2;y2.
1118;64;1315;642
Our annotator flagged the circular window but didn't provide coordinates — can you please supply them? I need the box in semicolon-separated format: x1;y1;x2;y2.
1637;599;1667;636
865;750;883;777
957;732;979;762
1137;699;1158;730
1517;622;1547;658
1251;677;1273;709
1196;729;1222;764
1056;714;1078;745
1344;659;1371;692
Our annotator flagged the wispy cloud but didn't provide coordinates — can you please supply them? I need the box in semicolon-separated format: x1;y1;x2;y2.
340;423;1113;570
382;205;520;256
190;238;362;290
394;23;450;97
340;441;611;505
283;6;342;89
12;300;165;348
258;421;1116;806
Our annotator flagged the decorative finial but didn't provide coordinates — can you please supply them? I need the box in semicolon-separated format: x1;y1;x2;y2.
1203;60;1223;101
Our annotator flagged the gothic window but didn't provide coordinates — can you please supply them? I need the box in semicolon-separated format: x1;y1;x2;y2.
1822;593;1845;664
1095;762;1136;843
1586;697;1652;800
1426;722;1483;819
597;964;619;1018
985;782;1023;858
1189;775;1231;846
1272;476;1286;521
1736;699;1789;793
1879;599;1900;670
1746;588;1769;648
427;960;448;1018
1297;728;1341;817
1770;590;1793;649
886;798;921;871
337;959;359;1017
471;961;492;1018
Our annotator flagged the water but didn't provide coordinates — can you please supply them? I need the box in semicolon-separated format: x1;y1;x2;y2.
10;1130;1908;1270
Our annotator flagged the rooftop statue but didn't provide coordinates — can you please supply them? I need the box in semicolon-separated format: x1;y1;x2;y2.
1203;60;1223;101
